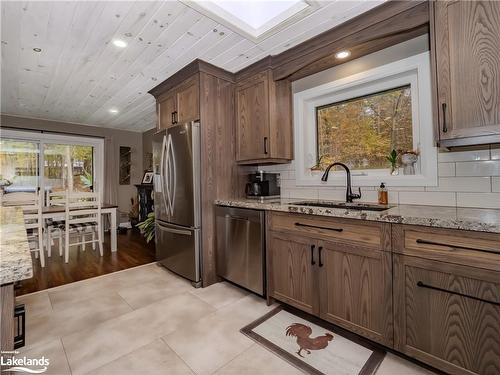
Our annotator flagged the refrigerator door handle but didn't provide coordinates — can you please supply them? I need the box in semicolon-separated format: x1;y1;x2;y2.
159;135;169;215
170;136;177;216
157;222;192;236
165;134;173;216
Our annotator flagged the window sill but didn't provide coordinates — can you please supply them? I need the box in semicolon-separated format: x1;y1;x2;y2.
296;171;438;187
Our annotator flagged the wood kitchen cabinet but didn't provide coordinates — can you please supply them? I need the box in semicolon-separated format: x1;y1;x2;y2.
319;242;393;346
267;212;393;346
268;232;318;315
156;74;200;129
432;0;500;146
235;70;293;164
394;254;500;375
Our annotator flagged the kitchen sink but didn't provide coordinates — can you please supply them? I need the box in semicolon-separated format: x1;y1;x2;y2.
291;201;392;211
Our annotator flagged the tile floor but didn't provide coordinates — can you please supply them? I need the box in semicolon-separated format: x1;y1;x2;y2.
16;263;435;375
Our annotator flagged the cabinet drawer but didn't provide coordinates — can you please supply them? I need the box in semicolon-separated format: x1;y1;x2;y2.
269;212;388;250
394;255;500;375
393;225;500;271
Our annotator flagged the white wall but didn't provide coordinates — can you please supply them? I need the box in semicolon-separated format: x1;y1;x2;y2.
257;36;500;209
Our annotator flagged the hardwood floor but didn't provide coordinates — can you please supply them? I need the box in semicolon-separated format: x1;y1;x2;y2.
17;229;156;296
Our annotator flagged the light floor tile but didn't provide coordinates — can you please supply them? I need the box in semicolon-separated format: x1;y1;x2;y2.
62;292;214;375
164;294;274;375
18;338;72;375
190;281;249;309
87;339;194;375
25;293;132;349
16;291;53;318
214;344;303;375
118;276;192;309
376;353;435;375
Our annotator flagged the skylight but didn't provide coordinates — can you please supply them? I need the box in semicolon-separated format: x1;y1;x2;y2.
187;0;311;41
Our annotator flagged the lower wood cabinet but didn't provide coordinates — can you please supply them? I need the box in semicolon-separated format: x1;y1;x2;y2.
268;228;393;346
268;232;318;315
394;254;500;375
319;242;393;346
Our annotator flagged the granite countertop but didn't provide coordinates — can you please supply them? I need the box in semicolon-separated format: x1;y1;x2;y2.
0;206;34;285
215;198;500;234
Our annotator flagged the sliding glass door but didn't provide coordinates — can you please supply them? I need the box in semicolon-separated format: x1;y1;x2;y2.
0;129;104;203
44;144;94;193
0;138;39;192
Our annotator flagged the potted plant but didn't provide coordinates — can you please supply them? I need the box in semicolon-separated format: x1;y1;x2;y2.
137;212;155;243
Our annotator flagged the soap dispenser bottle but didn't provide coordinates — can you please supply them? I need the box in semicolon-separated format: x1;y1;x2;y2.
378;182;388;205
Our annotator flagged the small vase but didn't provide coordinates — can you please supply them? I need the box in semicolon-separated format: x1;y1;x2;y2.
401;153;418;175
390;165;399;175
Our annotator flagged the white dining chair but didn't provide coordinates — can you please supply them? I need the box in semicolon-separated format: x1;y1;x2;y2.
46;191;66;258
1;191;45;267
63;191;103;263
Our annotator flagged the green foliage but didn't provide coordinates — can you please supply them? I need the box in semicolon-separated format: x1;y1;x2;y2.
386;149;398;167
80;171;93;188
316;85;412;170
137;212;155;243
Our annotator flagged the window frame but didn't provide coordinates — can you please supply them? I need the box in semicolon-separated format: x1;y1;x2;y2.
293;51;437;187
1;129;104;203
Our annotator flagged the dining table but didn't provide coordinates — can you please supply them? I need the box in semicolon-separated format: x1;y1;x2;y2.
42;203;118;252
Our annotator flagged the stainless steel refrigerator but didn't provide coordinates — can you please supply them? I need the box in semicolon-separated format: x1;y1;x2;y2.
153;121;201;286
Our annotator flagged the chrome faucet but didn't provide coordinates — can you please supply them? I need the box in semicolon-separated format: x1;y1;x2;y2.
321;162;361;203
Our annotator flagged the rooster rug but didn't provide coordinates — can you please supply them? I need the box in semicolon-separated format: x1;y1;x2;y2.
241;306;385;375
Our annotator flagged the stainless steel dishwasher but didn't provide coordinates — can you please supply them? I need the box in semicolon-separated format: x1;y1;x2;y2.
215;206;265;296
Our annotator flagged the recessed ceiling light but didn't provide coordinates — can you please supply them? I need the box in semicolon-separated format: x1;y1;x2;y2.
33;47;42;52
109;108;119;114
112;39;127;48
335;50;350;59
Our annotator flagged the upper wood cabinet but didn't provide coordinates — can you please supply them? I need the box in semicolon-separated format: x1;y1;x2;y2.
433;1;500;146
235;70;293;164
176;75;200;124
158;94;176;129
157;74;200;129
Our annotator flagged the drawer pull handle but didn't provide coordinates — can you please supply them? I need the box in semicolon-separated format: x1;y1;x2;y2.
415;239;499;255
417;281;500;307
318;246;323;267
441;102;448;133
294;222;343;232
310;245;315;265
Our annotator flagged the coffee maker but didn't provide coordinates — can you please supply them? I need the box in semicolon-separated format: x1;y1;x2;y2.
245;171;280;199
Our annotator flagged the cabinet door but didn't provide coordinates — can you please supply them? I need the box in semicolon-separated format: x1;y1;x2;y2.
176;75;200;124
268;232;318;315
434;1;500;143
394;254;500;375
235;72;270;161
158;94;176;129
318;242;393;346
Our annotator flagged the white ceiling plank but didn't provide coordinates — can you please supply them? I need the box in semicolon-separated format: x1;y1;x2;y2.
1;0;389;131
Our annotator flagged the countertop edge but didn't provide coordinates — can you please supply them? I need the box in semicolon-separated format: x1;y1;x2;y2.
214;199;500;234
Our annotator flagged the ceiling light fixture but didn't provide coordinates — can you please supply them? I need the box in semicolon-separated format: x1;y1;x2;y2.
335;50;350;59
33;47;42;52
112;39;127;48
109;108;119;114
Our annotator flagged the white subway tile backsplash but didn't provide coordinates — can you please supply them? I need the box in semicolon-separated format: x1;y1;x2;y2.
455;160;500;177
287;188;319;200
456;193;500;209
493;177;500;193
398;191;456;206
491;144;500;160
438;162;455;177
426;177;491;192
317;189;346;201
438;149;490;162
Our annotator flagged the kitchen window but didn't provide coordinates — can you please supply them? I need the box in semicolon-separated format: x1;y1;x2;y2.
294;51;437;187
